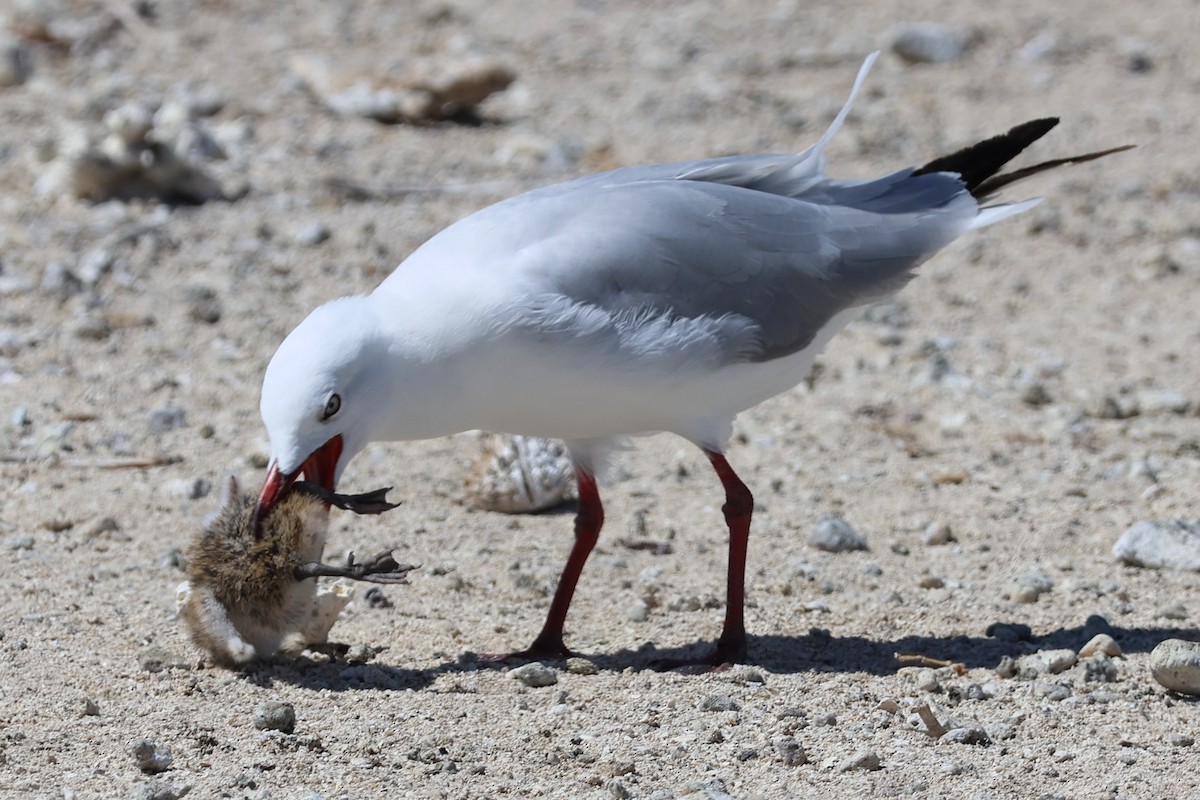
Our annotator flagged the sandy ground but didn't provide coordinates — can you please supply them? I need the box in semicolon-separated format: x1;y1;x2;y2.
1;1;1198;798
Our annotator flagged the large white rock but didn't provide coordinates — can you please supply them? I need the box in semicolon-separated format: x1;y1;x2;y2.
1149;639;1200;695
1112;519;1200;571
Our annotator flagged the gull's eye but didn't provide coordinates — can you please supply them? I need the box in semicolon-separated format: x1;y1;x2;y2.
321;393;341;421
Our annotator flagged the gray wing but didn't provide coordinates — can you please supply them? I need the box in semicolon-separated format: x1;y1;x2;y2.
510;170;976;363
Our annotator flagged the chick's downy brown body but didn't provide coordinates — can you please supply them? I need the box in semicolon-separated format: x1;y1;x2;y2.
179;477;410;667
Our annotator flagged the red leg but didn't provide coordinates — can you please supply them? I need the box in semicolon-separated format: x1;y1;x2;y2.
487;470;604;661
655;449;752;670
706;450;752;664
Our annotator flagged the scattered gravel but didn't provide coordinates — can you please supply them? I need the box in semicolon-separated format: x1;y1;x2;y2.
0;2;1194;797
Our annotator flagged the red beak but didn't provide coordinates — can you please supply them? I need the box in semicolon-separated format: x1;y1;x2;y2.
254;434;344;535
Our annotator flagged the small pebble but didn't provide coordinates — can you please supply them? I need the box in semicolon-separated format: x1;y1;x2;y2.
295;222;332;247
183;285;222;325
41;261;84;298
131;782;193;800
7;534;34;551
1039;649;1078;675
1079;633;1122;658
921;522;954;546
1031;682;1071;701
344;643;375;663
607;780;632;800
254;700;297;733
82;698;100;717
1169;733;1195;747
77;515;124;542
986;722;1017;741
698;694;739;712
0;34;32;87
138;647;189;673
148;408;187;434
891;22;972;64
939;727;990;746
566;656;598;675
509;662;558;687
1157;603;1188;621
809;515;868;553
1082;653;1118;683
724;665;765;685
1149;639;1200;695
1007;570;1053;603
987;622;1033;642
916;670;941;693
167;477;211;500
129;739;173;774
72;314;111;341
364;587;393;609
838;749;882;772
773;736;807;766
626;598;649;622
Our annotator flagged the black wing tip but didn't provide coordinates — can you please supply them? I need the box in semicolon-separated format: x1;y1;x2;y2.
914;116;1065;194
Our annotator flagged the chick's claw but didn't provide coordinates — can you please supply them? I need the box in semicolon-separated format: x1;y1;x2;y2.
295;550;417;584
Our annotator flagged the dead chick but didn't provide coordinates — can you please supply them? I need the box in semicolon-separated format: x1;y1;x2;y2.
177;475;412;667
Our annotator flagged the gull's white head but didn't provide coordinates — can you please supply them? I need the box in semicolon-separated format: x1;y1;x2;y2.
255;296;387;527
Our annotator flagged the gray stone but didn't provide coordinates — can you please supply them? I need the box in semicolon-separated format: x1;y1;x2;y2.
7;535;34;551
1113;520;1200;571
509;662;558;687
0;35;32;88
79;516;121;540
1135;388;1191;416
295;222;332;247
1081;653;1118;683
138;647;189;673
698;693;739;712
566;657;598;675
1007;569;1053;603
1149;639;1200;695
891;23;972;64
921;522;955;546
773;735;807;766
129;739;173;774
1079;633;1122;658
1031;682;1071;701
810;515;868;553
1039;649;1078;675
939;727;990;746
987;622;1033;642
254;700;296;733
837;749;882;772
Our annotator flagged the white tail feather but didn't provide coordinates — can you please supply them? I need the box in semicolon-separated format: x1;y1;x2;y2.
969;197;1043;230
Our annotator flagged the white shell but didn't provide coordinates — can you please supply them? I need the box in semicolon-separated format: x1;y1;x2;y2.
297;579;355;645
465;435;575;513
